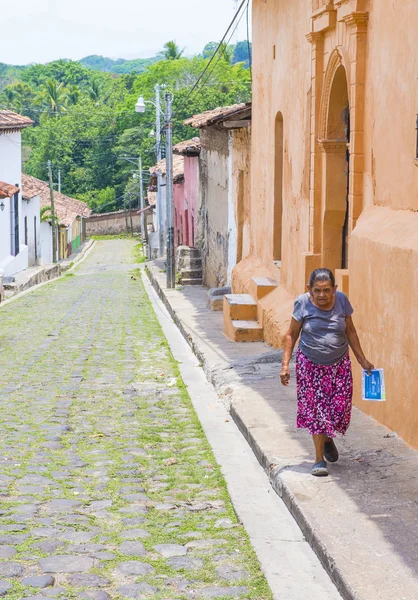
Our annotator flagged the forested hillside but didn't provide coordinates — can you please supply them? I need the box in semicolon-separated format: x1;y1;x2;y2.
0;41;252;213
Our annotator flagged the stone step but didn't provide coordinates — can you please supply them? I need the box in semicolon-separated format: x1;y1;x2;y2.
224;294;258;321
176;246;201;259
231;319;264;343
207;286;231;311
180;278;203;286
180;269;203;279
179;258;202;270
249;276;278;300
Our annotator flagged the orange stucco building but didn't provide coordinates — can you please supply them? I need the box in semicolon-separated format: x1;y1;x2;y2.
231;0;418;447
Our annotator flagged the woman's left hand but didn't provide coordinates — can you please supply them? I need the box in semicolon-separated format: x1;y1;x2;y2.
359;358;374;374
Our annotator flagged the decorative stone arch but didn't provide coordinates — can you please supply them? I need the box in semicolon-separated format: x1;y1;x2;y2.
319;47;351;141
305;6;368;288
318;56;350;273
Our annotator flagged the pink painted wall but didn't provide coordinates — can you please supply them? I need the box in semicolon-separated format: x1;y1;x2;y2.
173;156;199;249
173;182;185;250
184;156;199;247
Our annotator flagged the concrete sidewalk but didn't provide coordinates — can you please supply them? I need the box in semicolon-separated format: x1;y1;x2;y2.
2;239;95;301
146;260;418;600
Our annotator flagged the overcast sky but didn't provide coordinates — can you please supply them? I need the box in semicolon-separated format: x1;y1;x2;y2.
2;0;250;65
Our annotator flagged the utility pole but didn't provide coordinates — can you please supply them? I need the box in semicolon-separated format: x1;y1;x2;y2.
155;84;165;257
165;92;175;289
47;160;57;263
58;169;61;194
139;156;146;245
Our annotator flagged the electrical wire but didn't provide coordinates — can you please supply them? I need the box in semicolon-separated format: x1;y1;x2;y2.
183;7;247;110
246;0;252;80
173;0;248;115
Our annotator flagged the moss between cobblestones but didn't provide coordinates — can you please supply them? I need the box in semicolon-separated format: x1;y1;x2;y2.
0;241;272;600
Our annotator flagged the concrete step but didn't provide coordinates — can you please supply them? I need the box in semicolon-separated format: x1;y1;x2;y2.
224;294;258;321
223;294;264;342
180;269;203;279
180;278;203;286
230;319;264;342
249;276;278;300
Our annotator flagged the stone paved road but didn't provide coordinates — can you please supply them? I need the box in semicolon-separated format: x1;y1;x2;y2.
0;240;271;600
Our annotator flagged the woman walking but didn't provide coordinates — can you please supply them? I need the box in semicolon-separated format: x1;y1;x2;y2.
280;268;373;477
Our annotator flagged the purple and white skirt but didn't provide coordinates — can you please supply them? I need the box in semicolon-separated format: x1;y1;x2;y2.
295;349;353;437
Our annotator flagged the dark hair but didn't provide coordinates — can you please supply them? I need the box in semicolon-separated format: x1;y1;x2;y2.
309;268;335;288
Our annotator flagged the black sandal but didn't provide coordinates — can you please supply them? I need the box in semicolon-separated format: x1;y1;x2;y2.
324;439;339;463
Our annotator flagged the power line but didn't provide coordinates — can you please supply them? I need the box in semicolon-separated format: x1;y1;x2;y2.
246;0;252;80
184;6;248;109
174;0;248;115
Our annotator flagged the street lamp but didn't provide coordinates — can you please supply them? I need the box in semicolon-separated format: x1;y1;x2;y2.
135;90;175;289
135;96;146;113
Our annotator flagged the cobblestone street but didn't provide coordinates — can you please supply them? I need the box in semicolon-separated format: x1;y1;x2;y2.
0;241;271;600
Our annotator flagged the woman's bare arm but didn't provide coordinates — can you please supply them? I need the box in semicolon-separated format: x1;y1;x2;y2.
346;316;374;373
280;318;302;386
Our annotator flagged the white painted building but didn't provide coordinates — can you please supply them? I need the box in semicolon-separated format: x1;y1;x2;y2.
22;193;41;266
0;110;34;277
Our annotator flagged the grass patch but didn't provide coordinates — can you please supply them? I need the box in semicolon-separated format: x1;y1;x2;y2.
90;234;134;240
132;242;147;263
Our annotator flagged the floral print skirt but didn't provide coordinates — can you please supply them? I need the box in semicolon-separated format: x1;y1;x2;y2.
296;349;353;437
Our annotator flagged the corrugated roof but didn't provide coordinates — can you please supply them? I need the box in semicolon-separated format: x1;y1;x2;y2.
0;181;19;199
184;102;251;129
173;137;201;156
22;174;91;227
149;155;185;184
0;110;34;133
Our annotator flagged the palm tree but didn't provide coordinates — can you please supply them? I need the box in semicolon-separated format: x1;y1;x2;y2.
40;205;53;222
67;84;80;106
162;41;185;61
87;79;102;102
44;79;67;115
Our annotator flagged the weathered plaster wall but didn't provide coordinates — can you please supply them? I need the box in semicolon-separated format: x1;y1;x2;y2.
233;0;312;347
173;182;185;249
86;210;141;236
234;0;418;445
349;2;418;446
199;128;229;289
230;128;252;278
184;157;199;247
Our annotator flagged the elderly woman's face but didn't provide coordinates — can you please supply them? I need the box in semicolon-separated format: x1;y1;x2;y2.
309;279;336;306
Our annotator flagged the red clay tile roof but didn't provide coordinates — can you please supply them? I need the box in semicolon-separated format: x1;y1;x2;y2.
0;181;19;199
149;155;185;184
0;110;34;133
173;137;201;156
22;174;91;227
184;102;251;129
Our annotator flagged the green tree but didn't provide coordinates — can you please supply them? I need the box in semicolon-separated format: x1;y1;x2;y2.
232;40;252;66
43;79;68;115
201;42;218;59
219;42;234;65
67;84;80;106
87;79;103;102
161;41;185;61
